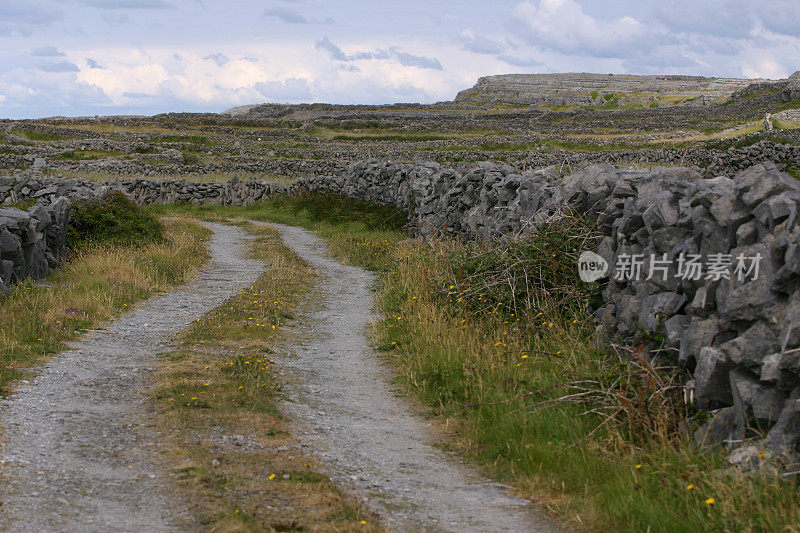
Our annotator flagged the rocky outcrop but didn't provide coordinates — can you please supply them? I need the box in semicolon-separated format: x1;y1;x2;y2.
0;175;288;207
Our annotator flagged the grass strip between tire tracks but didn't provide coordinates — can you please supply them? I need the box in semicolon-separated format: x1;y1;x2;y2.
151;221;377;532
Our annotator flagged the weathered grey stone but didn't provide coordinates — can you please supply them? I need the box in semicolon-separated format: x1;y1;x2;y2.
761;353;781;384
679;316;722;366
639;292;683;332
727;444;772;467
733;162;800;207
717;242;780;323
719;321;780;370
694;407;736;448
735;221;758;246
695;346;736;408
689;285;716;316
665;314;690;347
730;368;784;437
766;388;800;460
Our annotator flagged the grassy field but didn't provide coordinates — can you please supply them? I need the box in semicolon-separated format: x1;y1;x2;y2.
152;222;376;531
146;193;408;272
151;193;800;532
0;218;210;396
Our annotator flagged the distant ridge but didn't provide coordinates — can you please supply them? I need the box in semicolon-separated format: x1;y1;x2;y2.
453;72;771;110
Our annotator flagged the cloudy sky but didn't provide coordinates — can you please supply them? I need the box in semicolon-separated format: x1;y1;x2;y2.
1;0;799;118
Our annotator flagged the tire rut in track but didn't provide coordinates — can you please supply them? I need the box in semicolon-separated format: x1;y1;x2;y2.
269;222;556;533
0;222;264;533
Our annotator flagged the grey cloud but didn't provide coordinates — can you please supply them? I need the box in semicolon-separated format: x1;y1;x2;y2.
315;36;387;61
759;1;800;36
0;4;64;36
75;0;172;9
394;51;442;70
513;0;689;66
691;35;740;56
497;55;541;67
460;32;506;55
255;77;313;102
205;53;230;66
32;46;65;57
315;36;347;60
86;58;103;69
652;0;753;39
264;7;331;24
316;36;440;70
264;7;309;24
352;49;390;60
38;61;80;73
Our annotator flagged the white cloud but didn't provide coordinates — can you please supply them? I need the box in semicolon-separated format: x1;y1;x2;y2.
513;0;651;58
2;0;800;118
459;30;506;55
256;77;313;101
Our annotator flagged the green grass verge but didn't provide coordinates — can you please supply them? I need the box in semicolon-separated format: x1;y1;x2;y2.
13;129;69;142
57;149;125;160
152;223;376;531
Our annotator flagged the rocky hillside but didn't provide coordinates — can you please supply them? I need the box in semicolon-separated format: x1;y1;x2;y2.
454;72;770;109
